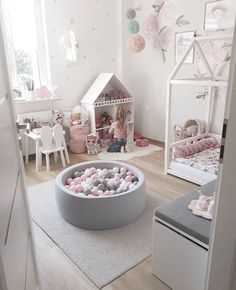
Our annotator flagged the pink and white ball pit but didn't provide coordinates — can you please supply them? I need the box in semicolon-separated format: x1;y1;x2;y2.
55;161;146;229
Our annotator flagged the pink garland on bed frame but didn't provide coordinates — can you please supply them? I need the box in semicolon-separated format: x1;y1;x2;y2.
174;137;220;158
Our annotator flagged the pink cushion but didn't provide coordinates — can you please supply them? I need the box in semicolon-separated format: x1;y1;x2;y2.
174;137;220;158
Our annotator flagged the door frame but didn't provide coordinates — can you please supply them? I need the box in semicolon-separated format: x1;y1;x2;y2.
205;25;236;290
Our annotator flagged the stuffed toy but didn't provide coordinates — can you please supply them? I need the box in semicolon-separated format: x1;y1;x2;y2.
72;105;90;124
71;112;81;126
54;113;64;125
85;134;98;154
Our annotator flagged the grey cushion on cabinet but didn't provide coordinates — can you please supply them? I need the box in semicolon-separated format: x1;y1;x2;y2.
154;180;216;245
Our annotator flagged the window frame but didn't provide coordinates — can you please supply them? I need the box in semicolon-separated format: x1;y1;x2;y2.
0;0;51;95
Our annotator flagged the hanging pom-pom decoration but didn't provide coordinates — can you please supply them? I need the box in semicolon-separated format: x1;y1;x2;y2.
127;35;145;53
126;8;136;20
128;20;140;34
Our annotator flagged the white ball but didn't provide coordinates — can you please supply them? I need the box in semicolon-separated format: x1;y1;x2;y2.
113;167;119;173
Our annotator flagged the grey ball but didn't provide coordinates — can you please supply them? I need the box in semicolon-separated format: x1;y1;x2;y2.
120;173;127;179
73;171;83;178
98;184;105;191
126;8;136;20
105;171;113;179
132;176;139;182
108;184;116;191
93;180;100;186
115;181;121;189
84;189;92;196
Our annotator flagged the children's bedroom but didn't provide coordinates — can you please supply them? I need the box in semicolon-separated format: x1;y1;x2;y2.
0;0;236;290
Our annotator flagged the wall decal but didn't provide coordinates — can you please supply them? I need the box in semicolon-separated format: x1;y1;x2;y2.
126;0;190;59
60;30;79;62
143;14;159;39
175;31;195;64
133;1;143;11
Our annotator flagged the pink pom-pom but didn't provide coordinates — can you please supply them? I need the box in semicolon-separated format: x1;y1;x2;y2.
127;35;145;53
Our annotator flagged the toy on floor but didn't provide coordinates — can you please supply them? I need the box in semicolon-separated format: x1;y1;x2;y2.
86;134;98;154
188;190;215;220
134;132;149;147
64;166;139;197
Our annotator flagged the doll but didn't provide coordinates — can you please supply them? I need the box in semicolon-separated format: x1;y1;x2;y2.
85;134;98;154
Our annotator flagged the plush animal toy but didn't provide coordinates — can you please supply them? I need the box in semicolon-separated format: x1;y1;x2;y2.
54;113;64;125
71;112;81;126
85;134;98;154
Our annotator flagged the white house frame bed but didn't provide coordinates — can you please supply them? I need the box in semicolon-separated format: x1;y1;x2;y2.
165;34;232;185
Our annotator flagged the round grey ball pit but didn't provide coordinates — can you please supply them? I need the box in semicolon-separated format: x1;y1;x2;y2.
55;160;146;229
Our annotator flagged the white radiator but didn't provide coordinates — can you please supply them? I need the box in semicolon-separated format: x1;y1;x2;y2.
17;110;56;156
17;110;55;125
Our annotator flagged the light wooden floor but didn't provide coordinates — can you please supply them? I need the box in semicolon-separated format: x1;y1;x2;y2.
25;147;197;290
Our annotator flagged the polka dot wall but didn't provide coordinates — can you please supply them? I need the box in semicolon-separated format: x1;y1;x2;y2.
43;0;120;110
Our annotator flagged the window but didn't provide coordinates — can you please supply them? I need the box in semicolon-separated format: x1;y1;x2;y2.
1;0;50;98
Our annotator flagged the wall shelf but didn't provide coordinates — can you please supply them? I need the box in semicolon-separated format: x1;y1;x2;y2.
15;97;62;104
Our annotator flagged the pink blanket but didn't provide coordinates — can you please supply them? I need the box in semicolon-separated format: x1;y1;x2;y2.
174;137;220;158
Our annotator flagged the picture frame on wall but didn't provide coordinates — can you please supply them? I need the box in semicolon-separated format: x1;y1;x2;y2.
204;0;236;31
175;31;195;64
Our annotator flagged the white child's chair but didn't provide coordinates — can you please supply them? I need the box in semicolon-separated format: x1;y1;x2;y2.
39;124;70;171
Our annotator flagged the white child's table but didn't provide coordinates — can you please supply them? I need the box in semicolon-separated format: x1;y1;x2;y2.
24;129;69;172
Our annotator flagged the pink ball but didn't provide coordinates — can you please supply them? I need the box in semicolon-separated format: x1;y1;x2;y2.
81;175;86;181
127;171;132;176
76;184;83;193
114;176;120;182
91;174;98;180
90;167;97;174
127;35;145;53
69;185;76;193
91;190;99;196
66;178;73;185
104;191;111;196
125;175;132;183
98;190;104;196
120;167;127;173
74;177;82;184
